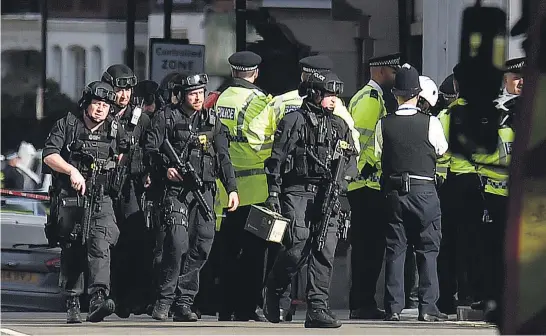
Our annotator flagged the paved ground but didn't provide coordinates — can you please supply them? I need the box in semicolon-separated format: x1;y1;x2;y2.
0;310;499;335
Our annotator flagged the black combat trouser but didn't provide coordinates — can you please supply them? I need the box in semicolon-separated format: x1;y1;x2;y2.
383;182;442;316
480;193;507;309
404;244;419;307
111;179;154;312
219;204;275;315
437;173;484;308
267;187;339;310
348;186;386;310
59;195;119;297
157;186;216;309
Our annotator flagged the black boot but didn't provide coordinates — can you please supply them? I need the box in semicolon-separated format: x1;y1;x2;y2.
86;290;115;323
304;308;342;328
152;302;170;321
66;296;82;324
173;304;199;322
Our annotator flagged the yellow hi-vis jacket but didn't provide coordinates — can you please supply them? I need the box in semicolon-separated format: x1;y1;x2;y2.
347;84;386;191
474;126;514;197
214;85;273;208
447;98;478;175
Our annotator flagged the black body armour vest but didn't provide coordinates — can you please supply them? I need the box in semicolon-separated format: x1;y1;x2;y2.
61;113;118;189
165;106;220;183
289;109;339;183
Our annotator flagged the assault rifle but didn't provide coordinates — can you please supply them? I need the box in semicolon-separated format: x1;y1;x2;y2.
79;158;106;245
163;139;215;222
310;140;355;251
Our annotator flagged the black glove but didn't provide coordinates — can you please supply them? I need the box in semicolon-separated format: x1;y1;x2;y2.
265;194;281;213
360;163;378;180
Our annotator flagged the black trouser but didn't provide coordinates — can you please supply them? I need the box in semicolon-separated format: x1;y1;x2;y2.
157;186;215;308
404;244;419;307
267;188;339;310
348;187;386;310
383;183;442;315
59;196;119;297
437;173;484;307
480;193;506;307
111;179;154;312
193;226;225;315
219;204;273;315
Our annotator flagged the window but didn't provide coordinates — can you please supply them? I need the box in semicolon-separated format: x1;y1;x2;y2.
51;46;63;84
69;46;86;99
90;46;103;78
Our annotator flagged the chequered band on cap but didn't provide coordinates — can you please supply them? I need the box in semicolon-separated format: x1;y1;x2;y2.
231;65;258;71
369;57;401;67
302;66;321;73
507;61;525;71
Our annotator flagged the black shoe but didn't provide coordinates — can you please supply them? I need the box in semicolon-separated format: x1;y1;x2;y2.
152;302;170;321
66;297;82;324
385;313;401;321
218;312;233;321
304;308;342;328
418;312;448;322
115;305;131;318
470;300;486;310
86;290;115;323
173;304;198;322
350;307;387;320
234;310;267;322
263;286;280;323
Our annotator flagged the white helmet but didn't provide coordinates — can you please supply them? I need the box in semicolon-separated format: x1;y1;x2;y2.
419;76;439;107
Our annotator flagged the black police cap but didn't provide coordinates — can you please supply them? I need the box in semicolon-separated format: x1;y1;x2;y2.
368;52;402;68
299;55;333;73
505;57;525;74
392;64;421;97
228;51;262;71
439;74;457;97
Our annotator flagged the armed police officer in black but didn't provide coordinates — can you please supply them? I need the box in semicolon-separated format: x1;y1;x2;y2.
43;81;128;323
263;70;358;328
144;73;239;322
375;64;448;322
101;64;153;317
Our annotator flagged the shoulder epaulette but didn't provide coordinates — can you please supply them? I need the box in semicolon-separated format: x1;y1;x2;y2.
369;89;379;100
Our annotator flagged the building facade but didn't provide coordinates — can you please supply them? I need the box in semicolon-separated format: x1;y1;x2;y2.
1;0;150;101
413;0;525;84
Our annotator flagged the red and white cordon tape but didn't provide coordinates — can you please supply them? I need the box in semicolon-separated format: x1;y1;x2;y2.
0;189;50;201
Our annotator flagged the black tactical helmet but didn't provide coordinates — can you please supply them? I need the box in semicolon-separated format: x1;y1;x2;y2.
168;73;208;103
298;70;344;98
159;72;182;103
134;80;161;106
168;73;208;92
79;81;116;109
101;64;137;88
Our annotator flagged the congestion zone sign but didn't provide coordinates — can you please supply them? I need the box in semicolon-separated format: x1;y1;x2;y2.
148;38;206;83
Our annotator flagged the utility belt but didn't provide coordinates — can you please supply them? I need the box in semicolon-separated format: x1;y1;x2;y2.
383;172;435;194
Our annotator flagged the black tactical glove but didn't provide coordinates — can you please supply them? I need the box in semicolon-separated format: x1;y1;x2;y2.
265;193;281;213
360;163;378;180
